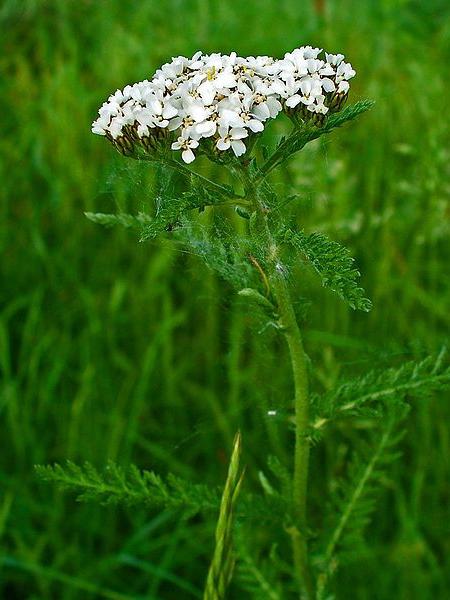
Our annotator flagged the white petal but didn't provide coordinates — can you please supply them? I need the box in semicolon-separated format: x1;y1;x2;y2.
269;79;286;95
188;103;207;123
91;121;106;135
182;148;196;163
149;99;163;115
319;64;335;76
162;104;178;119
252;103;270;120
195;121;216;137
218;125;229;138
198;81;216;105
267;97;282;117
168;117;183;131
137;124;149;137
220;109;244;128
231;139;246;157
230;127;248;140
217;71;236;88
217;138;231;151
321;78;335;93
300;79;312;95
285;95;301;108
248;119;264;133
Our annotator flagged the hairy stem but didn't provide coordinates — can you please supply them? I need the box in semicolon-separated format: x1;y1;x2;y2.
271;269;314;600
242;170;314;598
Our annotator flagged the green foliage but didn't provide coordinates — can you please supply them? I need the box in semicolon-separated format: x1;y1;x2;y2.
316;406;407;599
179;220;257;289
139;193;205;241
85;211;153;230
236;545;283;600
204;433;244;600
36;461;219;515
258;100;375;177
3;2;450;599
312;350;450;429
237;288;275;312
284;228;372;311
187;172;237;207
86;162;239;241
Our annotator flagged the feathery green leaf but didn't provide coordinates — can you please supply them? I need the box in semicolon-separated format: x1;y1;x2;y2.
258;100;374;177
312;350;450;429
84;211;153;229
35;461;219;515
316;405;406;598
284;228;372;311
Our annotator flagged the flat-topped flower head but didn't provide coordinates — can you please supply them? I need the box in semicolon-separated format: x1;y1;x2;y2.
92;45;356;161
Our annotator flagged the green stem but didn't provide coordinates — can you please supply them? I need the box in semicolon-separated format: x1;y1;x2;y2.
270;270;314;600
242;171;314;598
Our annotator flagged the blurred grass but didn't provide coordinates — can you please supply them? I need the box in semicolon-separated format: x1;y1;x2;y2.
1;0;449;598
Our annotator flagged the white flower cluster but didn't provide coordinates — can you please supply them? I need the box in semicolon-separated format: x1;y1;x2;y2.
92;46;355;163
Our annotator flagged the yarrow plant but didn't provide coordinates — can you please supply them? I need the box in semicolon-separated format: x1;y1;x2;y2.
38;44;450;600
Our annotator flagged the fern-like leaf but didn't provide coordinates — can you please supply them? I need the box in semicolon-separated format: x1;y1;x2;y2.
284;228;372;311
312;350;450;429
179;221;256;289
258;100;374;177
237;551;282;600
84;211;154;229
35;461;219;516
316;405;406;599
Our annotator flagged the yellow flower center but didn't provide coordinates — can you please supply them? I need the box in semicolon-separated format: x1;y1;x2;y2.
206;66;216;81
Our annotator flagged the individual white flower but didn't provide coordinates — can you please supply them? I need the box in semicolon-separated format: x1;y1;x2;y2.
157;56;187;80
302;45;322;59
91;116;108;135
167;98;210;135
109;115;126;139
320;76;336;93
336;62;356;82
325;52;345;67
274;75;299;102
171;134;199;163
197;68;237;105
239;108;265;133
216;126;248;157
300;77;322;106
195;113;219;137
152;99;178;128
306;94;329;115
277;50;309;81
239;55;275;78
237;79;281;120
218;98;265;133
306;58;324;74
337;80;350;94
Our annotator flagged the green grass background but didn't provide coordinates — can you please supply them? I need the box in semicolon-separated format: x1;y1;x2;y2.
1;0;449;598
